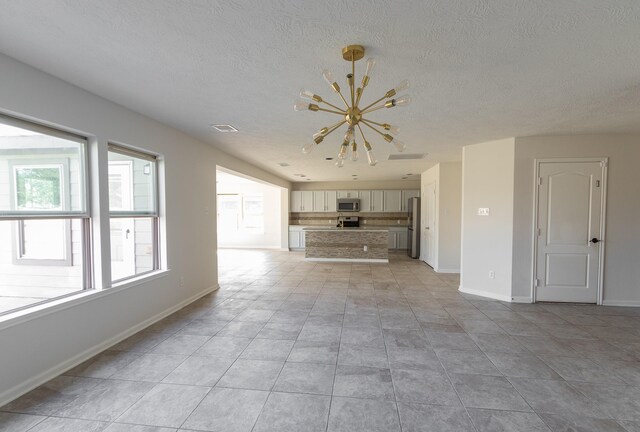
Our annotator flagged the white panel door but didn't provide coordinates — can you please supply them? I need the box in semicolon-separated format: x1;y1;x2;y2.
536;161;604;303
422;182;436;267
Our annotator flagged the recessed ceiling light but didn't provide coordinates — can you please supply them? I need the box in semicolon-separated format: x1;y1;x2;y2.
210;124;238;132
278;162;290;167
406;173;413;175
351;175;357;177
294;174;306;177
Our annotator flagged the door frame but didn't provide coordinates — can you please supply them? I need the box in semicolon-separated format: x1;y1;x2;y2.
531;157;608;305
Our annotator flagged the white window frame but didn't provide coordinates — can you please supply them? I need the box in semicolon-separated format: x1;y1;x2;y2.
0;113;92;314
108;143;160;283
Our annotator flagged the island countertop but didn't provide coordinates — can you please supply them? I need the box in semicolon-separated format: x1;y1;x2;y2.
302;227;389;232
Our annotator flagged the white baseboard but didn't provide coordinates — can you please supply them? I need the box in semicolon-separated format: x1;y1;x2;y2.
602;299;640;307
458;286;513;302
435;268;460;274
0;284;219;408
511;296;533;304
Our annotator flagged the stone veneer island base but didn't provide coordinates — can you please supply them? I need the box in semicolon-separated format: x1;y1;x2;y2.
304;228;389;263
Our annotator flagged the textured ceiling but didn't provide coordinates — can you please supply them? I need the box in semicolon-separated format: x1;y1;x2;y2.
1;1;639;182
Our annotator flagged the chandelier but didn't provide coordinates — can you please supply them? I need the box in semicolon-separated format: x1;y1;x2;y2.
294;45;410;167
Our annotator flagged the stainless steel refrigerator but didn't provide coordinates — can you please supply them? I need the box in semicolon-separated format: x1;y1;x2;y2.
407;197;420;258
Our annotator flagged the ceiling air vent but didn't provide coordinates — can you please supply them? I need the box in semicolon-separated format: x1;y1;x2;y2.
211;124;238;132
387;153;427;160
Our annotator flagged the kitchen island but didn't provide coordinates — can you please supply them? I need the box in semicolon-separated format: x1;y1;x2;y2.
303;227;389;263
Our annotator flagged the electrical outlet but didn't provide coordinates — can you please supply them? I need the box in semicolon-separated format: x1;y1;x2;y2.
363;245;368;252
488;271;495;279
397;220;401;224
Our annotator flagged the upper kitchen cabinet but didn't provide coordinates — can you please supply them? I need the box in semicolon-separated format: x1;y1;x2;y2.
401;190;421;211
370;190;384;212
291;191;314;212
383;190;402;212
358;190;371;212
337;190;358;199
313;190;337;212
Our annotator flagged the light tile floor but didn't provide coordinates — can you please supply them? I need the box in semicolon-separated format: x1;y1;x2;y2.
3;249;640;431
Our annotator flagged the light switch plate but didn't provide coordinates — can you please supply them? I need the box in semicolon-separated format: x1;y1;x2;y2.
477;208;490;216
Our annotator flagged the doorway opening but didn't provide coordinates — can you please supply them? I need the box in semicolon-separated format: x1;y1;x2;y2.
216;168;286;250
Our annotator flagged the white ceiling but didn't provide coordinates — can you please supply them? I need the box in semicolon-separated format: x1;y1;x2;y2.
1;1;639;182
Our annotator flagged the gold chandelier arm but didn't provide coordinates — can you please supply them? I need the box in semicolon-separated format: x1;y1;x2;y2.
319;99;345;112
361;119;391;140
316;107;347;115
349;58;356;107
361;119;388;129
355;87;363;108
360;104;387;115
360;94;389;113
335;89;350;109
323;120;347;138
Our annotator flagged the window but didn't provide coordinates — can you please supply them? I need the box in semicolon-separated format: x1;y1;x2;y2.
242;194;264;232
216;193;264;234
0;114;89;314
108;144;159;282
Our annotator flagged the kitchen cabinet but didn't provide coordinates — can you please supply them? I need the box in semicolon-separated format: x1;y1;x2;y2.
291;191;314;212
388;227;409;249
370;190;384;212
313;190;337;212
325;191;337;212
337;190;358;199
401;189;420;211
358;190;371;212
288;226;306;250
383;190;402;212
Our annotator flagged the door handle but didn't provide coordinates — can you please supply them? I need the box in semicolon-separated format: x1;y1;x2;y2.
590;238;601;244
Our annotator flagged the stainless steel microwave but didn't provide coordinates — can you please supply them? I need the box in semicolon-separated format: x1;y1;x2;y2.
337;198;360;212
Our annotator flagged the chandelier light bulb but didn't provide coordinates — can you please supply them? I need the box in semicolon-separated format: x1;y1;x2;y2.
338;143;348;159
367;150;378;166
294;99;311;111
322;69;336;86
335;158;344;168
301;142;316;154
393;79;410;93
365;58;376;77
300;89;316;100
351;142;358;162
393;95;411;107
392;138;406;152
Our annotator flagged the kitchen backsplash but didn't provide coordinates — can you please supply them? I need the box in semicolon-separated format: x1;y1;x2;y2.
290;212;410;227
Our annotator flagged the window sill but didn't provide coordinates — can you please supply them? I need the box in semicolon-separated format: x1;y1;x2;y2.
0;269;171;330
